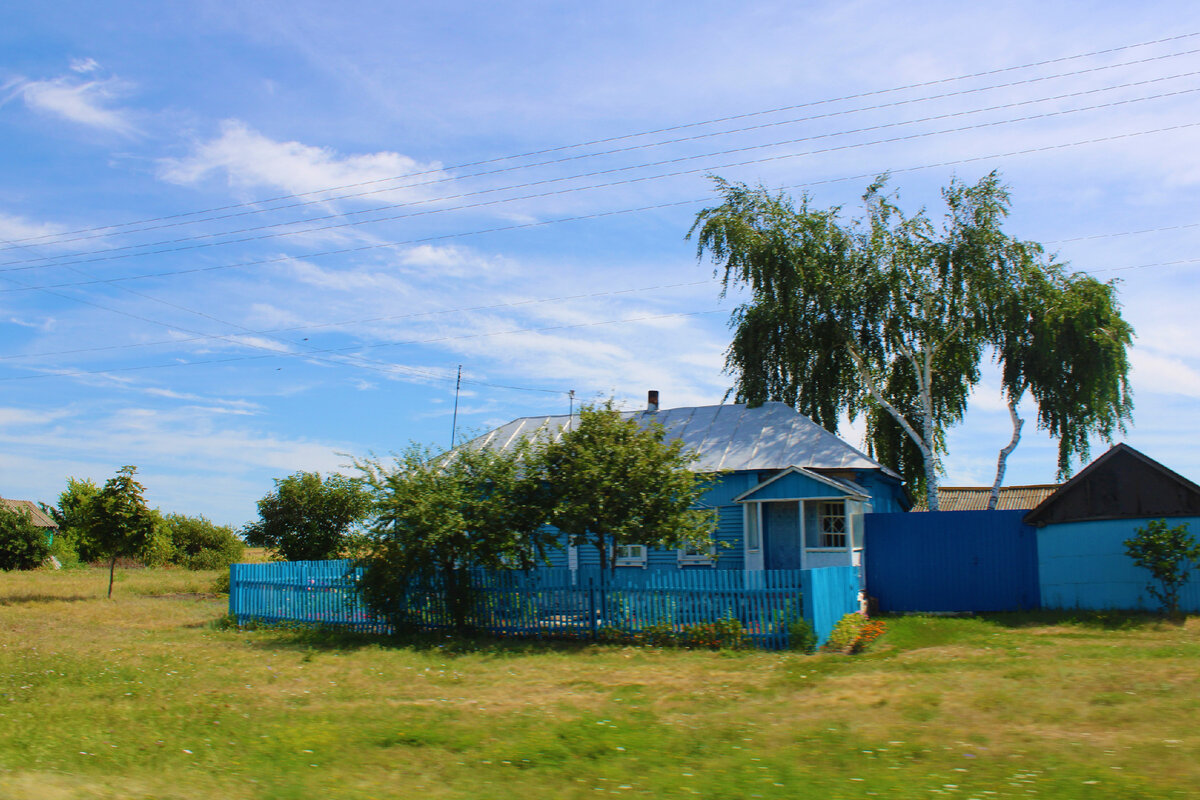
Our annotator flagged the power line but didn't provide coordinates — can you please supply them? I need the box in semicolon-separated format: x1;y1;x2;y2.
7;82;1199;275
0;279;713;361
4;116;1198;296
8;29;1197;250
9;45;1200;252
0;309;726;383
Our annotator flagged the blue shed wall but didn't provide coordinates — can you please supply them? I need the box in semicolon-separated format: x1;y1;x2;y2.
864;510;1040;612
1038;516;1200;612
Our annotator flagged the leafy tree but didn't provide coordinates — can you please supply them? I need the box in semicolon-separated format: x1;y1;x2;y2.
43;477;101;562
691;172;1132;509
355;439;554;631
1124;519;1200;619
80;466;157;598
0;504;51;571
242;472;371;561
540;401;716;573
162;513;245;570
987;266;1133;507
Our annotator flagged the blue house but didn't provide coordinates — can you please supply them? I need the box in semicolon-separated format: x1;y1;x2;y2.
470;394;910;574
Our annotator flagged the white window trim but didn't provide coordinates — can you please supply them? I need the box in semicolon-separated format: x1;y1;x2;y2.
744;502;762;552
818;500;848;549
677;544;716;566
613;543;648;568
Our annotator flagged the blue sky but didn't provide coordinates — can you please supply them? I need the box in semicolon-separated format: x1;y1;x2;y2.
2;1;1199;526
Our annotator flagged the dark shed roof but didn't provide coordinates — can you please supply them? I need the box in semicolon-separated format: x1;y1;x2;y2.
1023;443;1200;526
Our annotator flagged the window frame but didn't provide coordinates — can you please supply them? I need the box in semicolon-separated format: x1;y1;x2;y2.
818;500;848;549
613;543;648;567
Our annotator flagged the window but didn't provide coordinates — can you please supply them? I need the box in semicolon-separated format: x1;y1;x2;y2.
745;503;761;551
678;543;715;565
614;543;647;567
818;501;847;548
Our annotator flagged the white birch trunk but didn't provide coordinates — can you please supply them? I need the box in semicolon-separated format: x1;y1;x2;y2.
988;394;1024;511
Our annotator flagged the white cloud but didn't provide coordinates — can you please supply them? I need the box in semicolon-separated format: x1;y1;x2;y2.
158;120;448;203
69;58;100;74
0;212;68;244
1130;349;1200;398
16;74;137;136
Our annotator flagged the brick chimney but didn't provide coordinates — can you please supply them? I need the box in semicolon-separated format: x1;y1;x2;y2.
647;390;659;412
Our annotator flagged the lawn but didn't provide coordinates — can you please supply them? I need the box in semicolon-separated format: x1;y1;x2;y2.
1;567;1198;800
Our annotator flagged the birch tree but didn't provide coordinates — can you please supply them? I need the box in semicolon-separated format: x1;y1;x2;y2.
988;264;1133;507
691;173;1029;510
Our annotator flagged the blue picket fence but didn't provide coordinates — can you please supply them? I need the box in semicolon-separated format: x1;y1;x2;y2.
229;562;860;649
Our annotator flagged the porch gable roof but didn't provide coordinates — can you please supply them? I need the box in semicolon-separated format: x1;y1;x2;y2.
733;466;870;504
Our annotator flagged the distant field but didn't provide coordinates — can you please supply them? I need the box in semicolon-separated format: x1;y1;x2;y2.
2;567;1198;800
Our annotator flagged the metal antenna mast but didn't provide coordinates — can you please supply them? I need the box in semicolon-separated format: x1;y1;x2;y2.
450;364;462;448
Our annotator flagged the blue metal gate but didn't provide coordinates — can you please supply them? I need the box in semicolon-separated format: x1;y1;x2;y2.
864;510;1040;612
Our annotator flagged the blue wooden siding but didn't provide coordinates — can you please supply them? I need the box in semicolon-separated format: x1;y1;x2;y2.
528;470;900;575
739;469;841;502
864;510;1040;612
229;561;863;648
1038;516;1200;612
855;473;906;513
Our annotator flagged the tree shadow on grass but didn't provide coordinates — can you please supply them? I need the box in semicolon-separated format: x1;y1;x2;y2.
0;593;96;605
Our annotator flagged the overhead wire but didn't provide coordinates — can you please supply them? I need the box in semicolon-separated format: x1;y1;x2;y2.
0;309;726;383
0;279;713;361
6;28;1199;249
7;73;1200;271
3;118;1199;296
6;43;1199;251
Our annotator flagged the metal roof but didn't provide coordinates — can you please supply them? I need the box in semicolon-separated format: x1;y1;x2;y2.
911;485;1060;512
468;401;898;477
1;498;58;528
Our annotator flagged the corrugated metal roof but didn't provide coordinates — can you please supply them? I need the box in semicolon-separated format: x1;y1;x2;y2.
468;401;898;477
911;485;1060;512
1;498;58;528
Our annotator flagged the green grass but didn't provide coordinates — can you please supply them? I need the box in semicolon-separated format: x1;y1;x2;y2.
2;568;1199;799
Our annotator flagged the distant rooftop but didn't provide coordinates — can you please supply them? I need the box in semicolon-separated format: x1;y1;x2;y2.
911;484;1060;512
468;401;899;478
1;498;58;528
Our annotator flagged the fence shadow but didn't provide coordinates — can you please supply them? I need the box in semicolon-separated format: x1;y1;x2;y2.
228;619;599;657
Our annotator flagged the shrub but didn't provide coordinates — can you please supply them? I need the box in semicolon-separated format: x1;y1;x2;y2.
820;612;887;654
163;513;245;571
0;505;51;571
1124;519;1200;618
787;618;818;653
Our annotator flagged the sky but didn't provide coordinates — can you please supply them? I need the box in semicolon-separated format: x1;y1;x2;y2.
1;1;1199;527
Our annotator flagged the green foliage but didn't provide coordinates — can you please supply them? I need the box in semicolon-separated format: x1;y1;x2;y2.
0;504;51;571
79;466;157;597
1124;519;1200;618
242;471;371;561
541;401;717;570
786;617;818;654
597;618;751;650
44;477;101;562
161;512;245;570
820;612;887;654
690;173;1132;504
211;568;231;594
355;440;554;632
